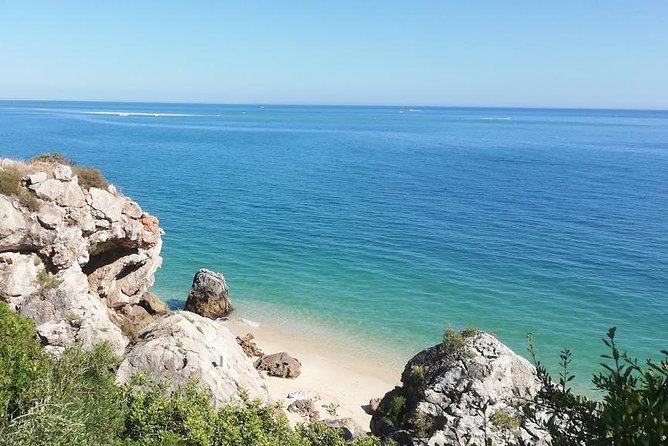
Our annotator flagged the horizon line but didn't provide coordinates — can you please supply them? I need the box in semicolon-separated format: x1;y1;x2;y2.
1;97;667;113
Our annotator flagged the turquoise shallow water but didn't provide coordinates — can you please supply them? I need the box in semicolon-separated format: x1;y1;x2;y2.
1;101;667;391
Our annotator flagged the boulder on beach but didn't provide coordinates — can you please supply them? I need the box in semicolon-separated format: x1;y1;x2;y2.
254;351;302;378
184;268;232;319
287;398;319;421
371;329;550;446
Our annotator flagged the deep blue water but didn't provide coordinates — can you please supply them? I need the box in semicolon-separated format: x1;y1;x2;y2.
1;101;667;390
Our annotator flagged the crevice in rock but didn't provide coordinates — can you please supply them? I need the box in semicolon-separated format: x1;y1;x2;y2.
115;260;145;281
82;244;137;275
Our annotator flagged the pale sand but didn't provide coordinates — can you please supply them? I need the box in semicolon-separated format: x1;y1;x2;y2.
223;318;402;430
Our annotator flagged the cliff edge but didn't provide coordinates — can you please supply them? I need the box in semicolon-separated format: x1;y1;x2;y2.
0;157;164;355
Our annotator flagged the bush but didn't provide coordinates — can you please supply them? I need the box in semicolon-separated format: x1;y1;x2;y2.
36;268;62;292
442;326;473;358
0;165;42;212
0;307;381;446
489;409;520;431
0;302;46;420
29;152;75;166
2;344;126;446
0;165;23;196
73;165;109;190
525;328;668;446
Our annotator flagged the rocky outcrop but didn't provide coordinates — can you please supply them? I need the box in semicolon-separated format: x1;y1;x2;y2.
117;312;269;405
371;330;550;446
254;352;302;378
184;268;233;319
0;158;166;355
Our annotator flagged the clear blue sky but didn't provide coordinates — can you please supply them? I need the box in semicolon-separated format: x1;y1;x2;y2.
1;0;667;108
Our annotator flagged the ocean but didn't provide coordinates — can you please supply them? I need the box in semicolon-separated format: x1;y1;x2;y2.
1;101;666;392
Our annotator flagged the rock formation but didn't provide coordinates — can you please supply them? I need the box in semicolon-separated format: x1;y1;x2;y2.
0;158;165;355
287;399;319;421
371;330;550;446
254;351;302;378
184;268;232;319
117;311;269;405
237;332;264;358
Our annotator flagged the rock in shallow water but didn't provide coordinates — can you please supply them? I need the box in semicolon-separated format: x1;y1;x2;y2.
184;268;233;319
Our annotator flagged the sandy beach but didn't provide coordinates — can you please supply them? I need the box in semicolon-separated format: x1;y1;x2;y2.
223;318;402;429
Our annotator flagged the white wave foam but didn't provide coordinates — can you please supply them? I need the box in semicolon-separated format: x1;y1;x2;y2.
84;111;195;117
480;117;511;120
240;318;261;328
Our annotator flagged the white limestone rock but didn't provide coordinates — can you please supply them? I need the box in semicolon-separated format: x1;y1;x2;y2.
89;187;123;222
122;200;143;219
1;157;164;358
26;171;48;185
57;180;87;208
371;332;550;446
117;312;269;405
53;164;73;181
0;252;40;309
37;203;65;229
31;179;64;201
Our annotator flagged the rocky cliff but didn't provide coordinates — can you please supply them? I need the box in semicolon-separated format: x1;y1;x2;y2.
0;156;270;405
0;158;164;355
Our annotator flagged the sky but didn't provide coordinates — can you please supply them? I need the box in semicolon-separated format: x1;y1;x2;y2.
0;1;667;108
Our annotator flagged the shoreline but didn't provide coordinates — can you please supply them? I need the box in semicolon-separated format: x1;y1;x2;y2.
223;316;402;429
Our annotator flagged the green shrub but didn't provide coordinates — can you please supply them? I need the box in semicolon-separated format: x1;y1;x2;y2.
123;380;217;445
36;268;62;292
29;152;75;166
408;411;435;438
0;302;46;420
2;344;126;446
489;409;520;431
411;364;427;383
324;401;340;417
386;395;406;425
461;326;480;338
442;326;473;358
73;165;109;190
526;328;668;445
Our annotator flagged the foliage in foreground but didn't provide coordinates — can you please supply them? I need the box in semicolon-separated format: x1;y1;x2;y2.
3;302;666;446
524;327;667;446
0;301;379;446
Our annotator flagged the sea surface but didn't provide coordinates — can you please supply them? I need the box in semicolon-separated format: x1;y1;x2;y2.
1;101;666;391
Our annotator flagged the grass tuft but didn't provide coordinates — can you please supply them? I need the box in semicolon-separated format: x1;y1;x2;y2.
36;268;62;292
73;165;109;190
29;152;75;166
